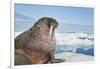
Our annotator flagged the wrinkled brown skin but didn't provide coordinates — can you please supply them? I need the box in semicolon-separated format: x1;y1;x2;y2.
15;17;65;65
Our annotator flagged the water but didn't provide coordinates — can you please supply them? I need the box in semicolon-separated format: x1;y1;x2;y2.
55;45;94;56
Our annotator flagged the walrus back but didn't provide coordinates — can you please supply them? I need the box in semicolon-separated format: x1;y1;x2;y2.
15;29;34;49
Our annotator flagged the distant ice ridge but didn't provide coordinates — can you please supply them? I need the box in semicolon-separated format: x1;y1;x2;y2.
15;32;22;37
56;32;94;48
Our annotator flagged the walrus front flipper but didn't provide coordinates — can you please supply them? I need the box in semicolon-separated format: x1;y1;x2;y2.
49;51;65;63
50;59;65;63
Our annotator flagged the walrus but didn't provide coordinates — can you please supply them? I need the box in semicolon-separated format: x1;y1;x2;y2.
15;17;65;65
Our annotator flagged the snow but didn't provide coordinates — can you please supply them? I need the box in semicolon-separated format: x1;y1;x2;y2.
55;52;93;62
14;32;22;37
56;32;94;48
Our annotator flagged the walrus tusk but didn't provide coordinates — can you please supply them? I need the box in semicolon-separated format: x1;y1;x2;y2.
49;26;56;40
49;26;53;36
52;28;56;40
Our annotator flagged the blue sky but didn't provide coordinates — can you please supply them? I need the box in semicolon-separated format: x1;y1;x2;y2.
15;3;94;26
15;3;94;33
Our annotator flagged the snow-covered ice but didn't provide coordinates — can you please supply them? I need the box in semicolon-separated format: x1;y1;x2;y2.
55;52;93;62
56;32;94;47
14;32;22;37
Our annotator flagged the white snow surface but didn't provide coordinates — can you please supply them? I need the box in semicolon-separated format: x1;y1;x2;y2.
55;52;93;62
56;32;93;47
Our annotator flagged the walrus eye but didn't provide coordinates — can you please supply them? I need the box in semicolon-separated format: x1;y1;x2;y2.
49;25;53;36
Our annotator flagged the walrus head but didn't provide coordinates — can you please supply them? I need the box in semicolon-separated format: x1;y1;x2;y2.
32;17;58;40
